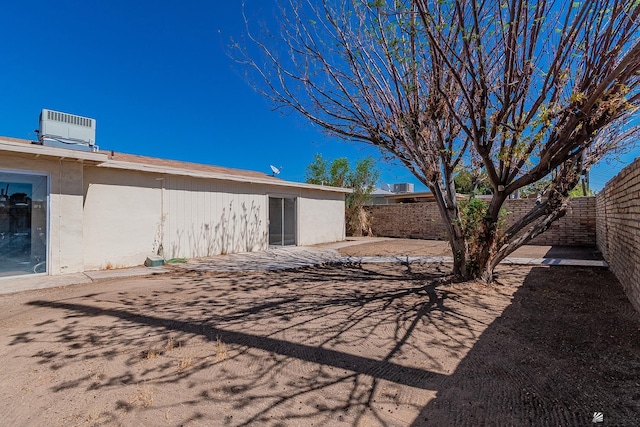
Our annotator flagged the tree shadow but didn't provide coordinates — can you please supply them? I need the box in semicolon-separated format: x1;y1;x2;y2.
542;245;603;260
410;265;640;426
170;200;267;260
7;263;476;426
6;263;636;426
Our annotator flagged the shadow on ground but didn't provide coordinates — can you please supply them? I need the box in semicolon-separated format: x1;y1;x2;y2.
2;262;638;426
412;266;640;426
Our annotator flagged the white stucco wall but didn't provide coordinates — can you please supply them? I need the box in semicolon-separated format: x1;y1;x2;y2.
297;189;345;246
82;167;161;270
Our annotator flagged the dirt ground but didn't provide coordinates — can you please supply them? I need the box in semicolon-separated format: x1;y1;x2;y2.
1;250;638;426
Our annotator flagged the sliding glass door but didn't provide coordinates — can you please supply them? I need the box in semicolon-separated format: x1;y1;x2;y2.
268;197;296;246
0;172;48;277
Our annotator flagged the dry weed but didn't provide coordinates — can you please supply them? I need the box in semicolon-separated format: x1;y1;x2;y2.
89;366;106;381
141;347;160;360
178;357;193;371
129;385;154;408
141;336;181;361
215;336;228;361
164;336;178;351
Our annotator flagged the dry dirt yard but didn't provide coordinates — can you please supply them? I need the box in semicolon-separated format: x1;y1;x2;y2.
0;253;638;426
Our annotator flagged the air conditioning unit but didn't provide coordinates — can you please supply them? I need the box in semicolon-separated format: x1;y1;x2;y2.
38;109;97;152
393;183;414;193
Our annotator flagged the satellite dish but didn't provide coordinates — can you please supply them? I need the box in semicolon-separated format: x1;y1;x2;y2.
269;165;282;176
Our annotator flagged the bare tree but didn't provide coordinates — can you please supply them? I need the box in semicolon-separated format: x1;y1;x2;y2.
234;0;640;281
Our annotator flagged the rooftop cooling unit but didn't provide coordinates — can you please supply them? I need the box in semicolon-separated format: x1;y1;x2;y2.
38;109;97;152
393;183;414;193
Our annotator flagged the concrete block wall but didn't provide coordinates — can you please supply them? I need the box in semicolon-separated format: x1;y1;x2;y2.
504;198;596;246
595;190;608;259
366;197;596;246
596;157;640;314
366;202;449;240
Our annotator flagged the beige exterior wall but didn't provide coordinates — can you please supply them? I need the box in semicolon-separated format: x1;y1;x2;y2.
82;167;161;270
1;142;346;278
163;176;269;259
297;189;345;246
83;172;273;268
82;169;346;269
0;153;85;275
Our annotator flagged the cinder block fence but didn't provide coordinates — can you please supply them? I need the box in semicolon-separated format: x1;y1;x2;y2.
366;197;596;246
596;157;640;314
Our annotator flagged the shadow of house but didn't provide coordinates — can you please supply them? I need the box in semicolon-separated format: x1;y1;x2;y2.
410;266;640;426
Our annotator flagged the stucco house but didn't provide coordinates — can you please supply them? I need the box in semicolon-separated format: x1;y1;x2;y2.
0;115;349;280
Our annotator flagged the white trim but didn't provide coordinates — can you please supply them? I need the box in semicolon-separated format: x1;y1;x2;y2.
0;138;107;162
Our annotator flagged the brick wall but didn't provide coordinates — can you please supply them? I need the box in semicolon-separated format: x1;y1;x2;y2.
366;202;449;240
504;198;596;246
595;190;608;260
366;197;596;246
596;157;640;314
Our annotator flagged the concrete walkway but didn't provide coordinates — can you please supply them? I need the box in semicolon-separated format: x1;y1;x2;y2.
0;266;169;295
1;239;607;294
340;255;608;268
176;242;607;274
177;246;343;272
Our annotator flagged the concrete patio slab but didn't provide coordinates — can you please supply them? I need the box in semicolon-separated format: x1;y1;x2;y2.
0;272;91;295
176;246;343;272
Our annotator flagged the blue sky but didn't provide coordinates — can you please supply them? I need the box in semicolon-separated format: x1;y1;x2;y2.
0;1;636;191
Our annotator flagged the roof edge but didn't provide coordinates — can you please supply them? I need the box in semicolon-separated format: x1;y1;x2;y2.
0;136;351;193
98;159;353;193
0;137;108;162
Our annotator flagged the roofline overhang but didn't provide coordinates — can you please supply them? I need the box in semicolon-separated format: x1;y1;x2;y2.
0;137;352;193
96;160;353;193
0;138;108;163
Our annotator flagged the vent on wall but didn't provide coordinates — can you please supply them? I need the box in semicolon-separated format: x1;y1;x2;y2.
38;108;97;152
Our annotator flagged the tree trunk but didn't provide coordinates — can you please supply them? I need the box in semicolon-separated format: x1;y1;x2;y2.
455;194;572;283
449;234;468;278
449;239;498;283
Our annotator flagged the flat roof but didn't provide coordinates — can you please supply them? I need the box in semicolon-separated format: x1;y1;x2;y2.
0;136;351;193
